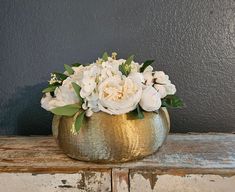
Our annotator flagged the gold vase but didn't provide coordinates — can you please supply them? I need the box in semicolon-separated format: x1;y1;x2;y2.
52;107;170;163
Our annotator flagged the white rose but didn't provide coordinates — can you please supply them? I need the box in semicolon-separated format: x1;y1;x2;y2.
41;93;55;111
153;71;171;84
139;86;161;112
165;84;176;95
72;65;85;76
143;66;154;86
55;77;79;103
153;84;167;98
152;71;176;98
40;77;80;111
154;84;176;98
128;72;145;85
98;75;142;115
85;108;93;117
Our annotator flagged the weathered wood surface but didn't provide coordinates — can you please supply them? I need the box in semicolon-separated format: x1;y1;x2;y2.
0;134;235;192
0;172;111;192
111;168;129;192
0;134;235;174
130;171;235;192
1;172;234;192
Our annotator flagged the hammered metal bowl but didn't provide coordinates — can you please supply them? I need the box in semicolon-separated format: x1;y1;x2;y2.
52;107;170;163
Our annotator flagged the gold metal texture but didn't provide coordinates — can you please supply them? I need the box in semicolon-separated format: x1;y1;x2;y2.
52;107;170;163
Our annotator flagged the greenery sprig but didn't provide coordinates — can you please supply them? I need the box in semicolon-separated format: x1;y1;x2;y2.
161;95;184;108
119;55;134;76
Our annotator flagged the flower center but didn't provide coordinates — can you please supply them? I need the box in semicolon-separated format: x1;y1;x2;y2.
102;79;137;101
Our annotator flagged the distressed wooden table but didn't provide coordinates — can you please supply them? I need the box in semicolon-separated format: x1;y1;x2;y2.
0;134;235;192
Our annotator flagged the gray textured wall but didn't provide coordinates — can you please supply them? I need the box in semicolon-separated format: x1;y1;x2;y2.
0;0;234;135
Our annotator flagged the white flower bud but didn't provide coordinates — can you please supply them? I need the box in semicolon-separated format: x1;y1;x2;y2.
85;108;93;117
139;86;161;112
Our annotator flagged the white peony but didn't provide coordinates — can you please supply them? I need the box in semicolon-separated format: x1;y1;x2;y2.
98;75;142;115
139;86;161;112
40;77;80;111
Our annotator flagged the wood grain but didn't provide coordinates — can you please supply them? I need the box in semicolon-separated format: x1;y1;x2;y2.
130;172;235;192
112;168;129;192
0;134;235;175
0;172;111;192
0;134;235;191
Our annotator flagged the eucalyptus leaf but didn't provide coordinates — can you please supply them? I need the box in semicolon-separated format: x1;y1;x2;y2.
102;52;109;61
64;64;74;75
119;64;130;76
136;105;144;119
119;55;135;76
74;111;86;132
53;72;68;81
42;82;62;93
42;86;57;93
49;82;62;87
51;104;80;116
140;60;155;72
127;104;144;120
125;55;134;65
71;62;82;67
161;95;184;108
71;82;83;102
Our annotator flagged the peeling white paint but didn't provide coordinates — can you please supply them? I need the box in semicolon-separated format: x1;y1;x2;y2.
130;174;235;192
0;173;111;192
112;168;129;192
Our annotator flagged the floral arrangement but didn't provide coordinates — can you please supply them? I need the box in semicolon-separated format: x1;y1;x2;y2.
41;52;183;132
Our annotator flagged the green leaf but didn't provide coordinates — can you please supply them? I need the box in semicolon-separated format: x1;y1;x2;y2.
136;105;144;119
119;63;130;76
64;64;74;75
102;52;109;61
71;62;82;67
51;104;80;116
140;60;155;72
42;82;62;93
125;55;134;65
74;111;86;132
42;73;67;94
71;82;83;102
42;86;57;93
119;55;135;76
53;72;68;81
161;95;184;108
127;104;144;120
49;82;62;87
